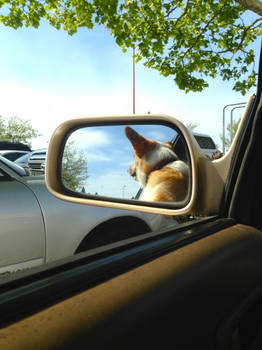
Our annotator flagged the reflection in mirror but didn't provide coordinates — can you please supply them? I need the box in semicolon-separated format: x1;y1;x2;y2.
61;123;190;204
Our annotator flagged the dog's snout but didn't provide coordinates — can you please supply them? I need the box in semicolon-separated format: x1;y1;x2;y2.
128;166;136;179
131;170;136;178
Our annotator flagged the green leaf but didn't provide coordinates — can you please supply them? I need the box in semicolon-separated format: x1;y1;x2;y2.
0;0;260;94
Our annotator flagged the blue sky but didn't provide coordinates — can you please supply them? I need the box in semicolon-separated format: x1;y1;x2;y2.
0;19;260;152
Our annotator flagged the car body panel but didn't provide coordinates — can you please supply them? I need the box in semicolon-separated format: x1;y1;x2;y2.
0;177;45;270
24;175;176;262
1;223;262;350
0;157;176;272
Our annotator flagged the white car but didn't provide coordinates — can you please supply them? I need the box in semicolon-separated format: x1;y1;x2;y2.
0;155;177;274
192;132;222;159
27;148;46;175
172;131;222;160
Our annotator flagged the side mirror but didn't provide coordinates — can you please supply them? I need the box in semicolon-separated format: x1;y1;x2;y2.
45;114;228;216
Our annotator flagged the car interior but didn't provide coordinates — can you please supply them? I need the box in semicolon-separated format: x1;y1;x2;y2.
0;47;261;350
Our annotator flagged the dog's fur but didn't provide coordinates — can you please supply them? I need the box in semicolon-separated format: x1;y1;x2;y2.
125;126;189;202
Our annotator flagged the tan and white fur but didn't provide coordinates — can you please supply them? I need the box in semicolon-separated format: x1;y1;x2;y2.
125;126;189;202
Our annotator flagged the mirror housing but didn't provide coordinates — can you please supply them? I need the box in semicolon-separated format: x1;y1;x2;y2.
45;114;226;216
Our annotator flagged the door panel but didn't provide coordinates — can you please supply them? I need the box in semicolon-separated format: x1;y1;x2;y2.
0;179;45;271
1;224;261;349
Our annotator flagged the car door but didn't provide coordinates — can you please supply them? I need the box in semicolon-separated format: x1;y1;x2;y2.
0;50;262;350
0;92;261;350
0;163;45;273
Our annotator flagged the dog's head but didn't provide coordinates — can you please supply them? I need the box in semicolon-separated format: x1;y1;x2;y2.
124;126;178;188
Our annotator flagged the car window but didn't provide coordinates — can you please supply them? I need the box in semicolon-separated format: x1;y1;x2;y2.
0;102;253;280
14;152;31;163
3;152;25;161
194;135;216;150
0;8;259;292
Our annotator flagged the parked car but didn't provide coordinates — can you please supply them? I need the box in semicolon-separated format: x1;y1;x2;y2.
172;131;222;161
193;132;222;159
14;151;33;173
0;150;30;162
27;148;46;175
15;149;47;174
0;155;177;274
40;160;45;172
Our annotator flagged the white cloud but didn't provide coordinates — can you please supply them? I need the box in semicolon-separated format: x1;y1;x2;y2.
0;79;133;149
144;130;173;142
85;151;112;162
69;129;111;150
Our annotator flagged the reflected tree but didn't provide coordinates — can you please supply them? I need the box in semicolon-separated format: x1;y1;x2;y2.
185;122;200;131
62;141;88;191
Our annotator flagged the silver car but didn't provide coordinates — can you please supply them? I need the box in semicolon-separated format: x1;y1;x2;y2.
0;156;177;274
14;151;33;173
27;148;46;175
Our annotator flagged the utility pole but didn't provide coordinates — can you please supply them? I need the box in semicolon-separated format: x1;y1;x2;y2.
133;46;135;114
222;102;246;153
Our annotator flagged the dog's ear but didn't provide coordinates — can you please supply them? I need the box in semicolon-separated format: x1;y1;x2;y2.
125;126;154;158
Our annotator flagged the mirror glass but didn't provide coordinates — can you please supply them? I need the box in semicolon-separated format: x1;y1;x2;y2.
61;123;190;204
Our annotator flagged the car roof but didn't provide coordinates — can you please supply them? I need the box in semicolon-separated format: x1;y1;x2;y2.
192;131;214;138
0;150;29;154
31;148;47;153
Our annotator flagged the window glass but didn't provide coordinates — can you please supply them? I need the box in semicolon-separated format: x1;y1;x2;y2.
15;153;31;163
0;10;258;281
194;136;216;150
4;152;24;161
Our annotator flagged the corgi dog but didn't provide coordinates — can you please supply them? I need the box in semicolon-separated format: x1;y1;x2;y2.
125;126;189;202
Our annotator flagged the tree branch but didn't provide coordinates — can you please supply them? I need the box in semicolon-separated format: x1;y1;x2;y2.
165;5;179;18
234;17;262;54
236;0;262;16
181;3;227;60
